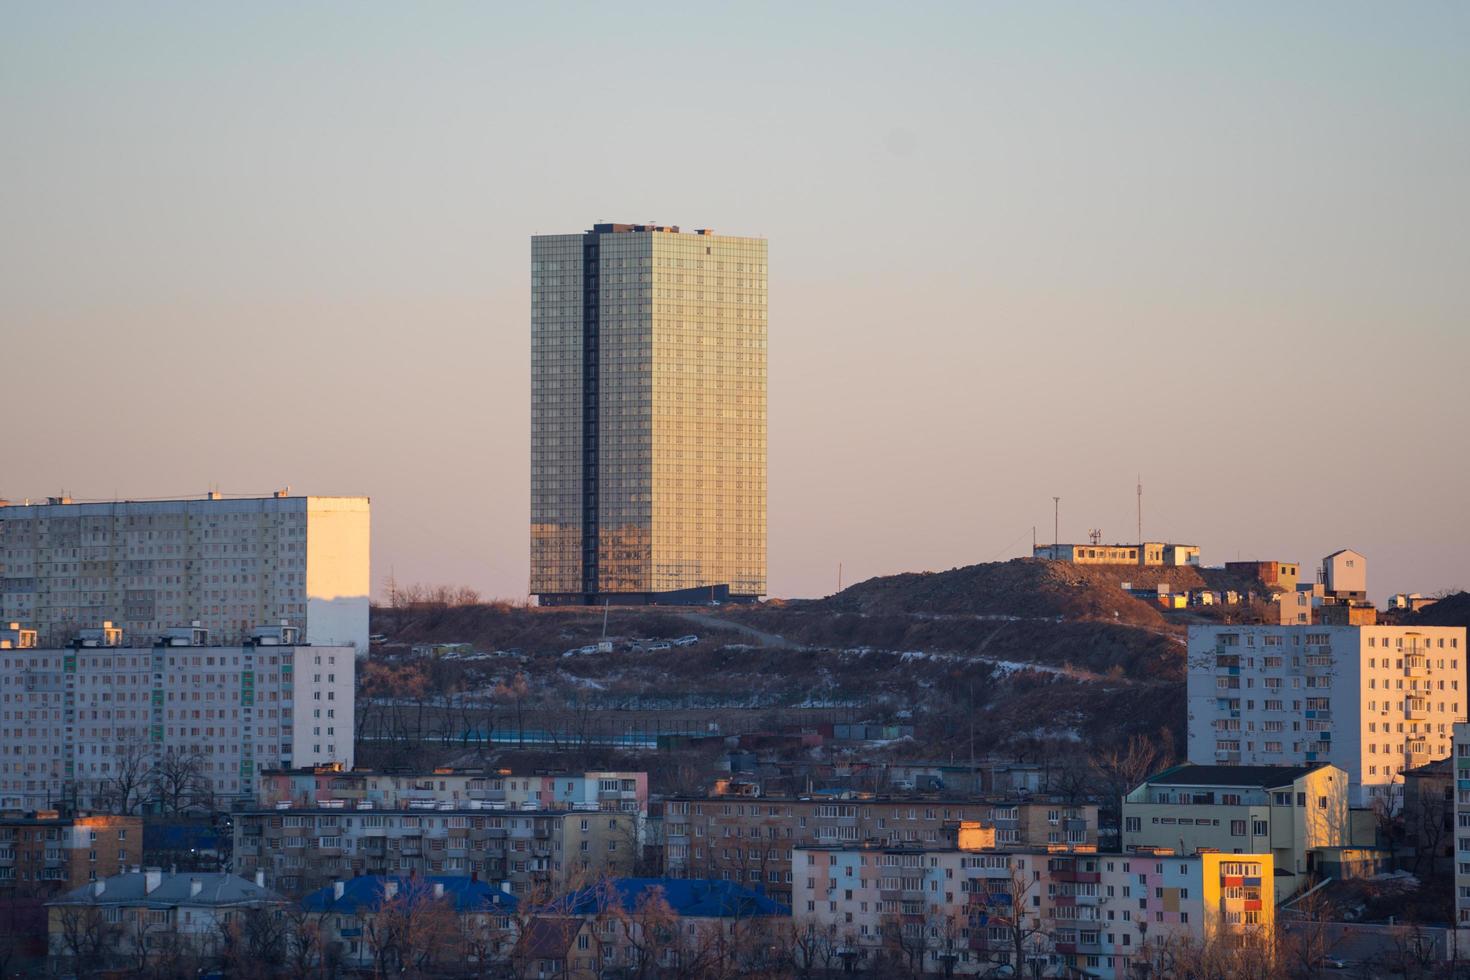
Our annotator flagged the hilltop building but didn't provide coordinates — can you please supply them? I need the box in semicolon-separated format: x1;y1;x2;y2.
530;223;767;605
1186;624;1467;805
1033;542;1200;566
1224;561;1300;593
0;625;354;811
0;494;370;652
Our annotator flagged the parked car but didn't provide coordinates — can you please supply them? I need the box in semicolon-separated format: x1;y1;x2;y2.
672;635;699;647
648;641;672;652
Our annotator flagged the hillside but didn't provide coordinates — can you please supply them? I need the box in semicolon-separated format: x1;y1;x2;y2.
1401;592;1470;628
364;558;1233;762
813;557;1263;625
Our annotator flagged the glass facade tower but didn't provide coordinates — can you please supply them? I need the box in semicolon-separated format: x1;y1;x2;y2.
531;223;767;604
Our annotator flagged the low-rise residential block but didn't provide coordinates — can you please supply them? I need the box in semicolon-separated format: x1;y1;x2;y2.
1122;763;1348;896
46;870;285;972
793;844;1274;977
233;801;639;897
0;811;142;894
662;796;1097;907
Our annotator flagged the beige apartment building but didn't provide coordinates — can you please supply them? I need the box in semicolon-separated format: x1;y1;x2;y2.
0;811;142;894
1122;763;1349;897
0;494;369;652
531;223;767;605
662;796;1097;907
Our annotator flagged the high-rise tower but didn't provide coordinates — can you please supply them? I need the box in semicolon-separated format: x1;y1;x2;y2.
531;223;767;605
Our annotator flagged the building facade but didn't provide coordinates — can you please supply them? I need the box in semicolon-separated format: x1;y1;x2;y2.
0;811;142;893
1453;723;1470;929
234;802;638;897
255;766;647;816
300;875;518;971
662;796;1097;907
46;870;285;968
1321;549;1368;601
0;494;370;652
530;223;767;605
1186;624;1467;806
1223;561;1300;593
1121;763;1347;896
1032;543;1199;566
0;627;354;811
792;844;1274;977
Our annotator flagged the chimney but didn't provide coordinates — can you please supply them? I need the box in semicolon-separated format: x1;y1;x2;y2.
333;881;345;901
500;880;512;895
255;870;265;889
189;878;202;898
384;880;399;900
433;882;444;899
144;868;162;895
92;880;105;897
470;870;478;883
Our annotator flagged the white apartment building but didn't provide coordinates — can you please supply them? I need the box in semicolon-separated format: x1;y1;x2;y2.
0;626;354;811
792;845;1274;978
0;494;370;653
1187;624;1467;806
1453;723;1470;930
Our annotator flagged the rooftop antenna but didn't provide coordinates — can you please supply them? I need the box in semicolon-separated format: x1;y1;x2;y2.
1089;529;1103;546
1053;497;1061;551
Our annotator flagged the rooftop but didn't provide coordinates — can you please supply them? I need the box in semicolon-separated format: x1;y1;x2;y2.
49;872;283;909
554;879;788;919
300;876;516;914
1146;763;1330;789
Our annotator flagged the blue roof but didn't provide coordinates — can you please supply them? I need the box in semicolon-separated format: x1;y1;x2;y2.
300;876;516;914
555;878;788;918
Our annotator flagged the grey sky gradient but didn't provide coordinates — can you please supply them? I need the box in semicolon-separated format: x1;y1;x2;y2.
3;3;1466;603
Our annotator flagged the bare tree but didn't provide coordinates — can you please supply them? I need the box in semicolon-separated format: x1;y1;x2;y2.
1090;731;1173;839
495;672;531;748
364;879;466;978
102;733;156;814
53;902;117;975
975;862;1051;979
153;747;212;816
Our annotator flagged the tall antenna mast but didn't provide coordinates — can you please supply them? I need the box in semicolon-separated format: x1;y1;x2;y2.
1053;497;1061;552
1137;475;1143;544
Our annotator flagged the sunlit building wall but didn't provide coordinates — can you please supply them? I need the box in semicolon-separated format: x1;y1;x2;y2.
0;495;370;652
531;223;766;604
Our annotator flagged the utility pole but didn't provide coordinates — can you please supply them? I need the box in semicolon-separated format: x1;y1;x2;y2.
837;562;843;594
1053;497;1061;552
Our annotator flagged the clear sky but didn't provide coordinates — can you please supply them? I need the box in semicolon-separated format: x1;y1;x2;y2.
3;3;1467;603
